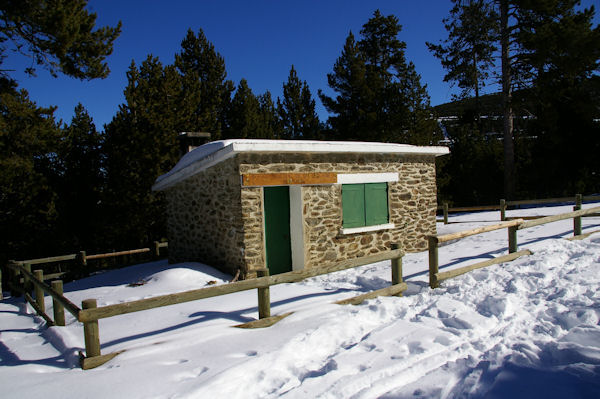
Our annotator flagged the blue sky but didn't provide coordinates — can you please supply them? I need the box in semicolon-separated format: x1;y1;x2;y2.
4;0;599;130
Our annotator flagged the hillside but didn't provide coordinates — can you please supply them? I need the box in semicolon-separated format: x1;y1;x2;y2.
433;92;503;118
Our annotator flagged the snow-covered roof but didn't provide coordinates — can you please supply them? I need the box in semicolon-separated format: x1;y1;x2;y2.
152;139;449;191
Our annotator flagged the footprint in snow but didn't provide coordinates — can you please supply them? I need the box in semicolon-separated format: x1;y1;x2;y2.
173;366;209;382
408;341;426;354
228;350;258;358
434;335;452;346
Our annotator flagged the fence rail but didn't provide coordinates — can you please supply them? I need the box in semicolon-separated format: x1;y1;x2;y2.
18;254;78;265
434;250;533;284
3;243;405;370
12;241;169;269
436;219;523;243
518;206;598;230
78;248;404;323
438;193;600;224
3;194;600;371
4;262;81;331
428;204;600;288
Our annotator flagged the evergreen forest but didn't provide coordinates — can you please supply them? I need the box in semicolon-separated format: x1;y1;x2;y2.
1;1;599;263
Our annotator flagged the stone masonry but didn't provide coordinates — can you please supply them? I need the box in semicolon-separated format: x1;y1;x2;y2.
164;156;245;275
164;152;439;278
238;153;438;275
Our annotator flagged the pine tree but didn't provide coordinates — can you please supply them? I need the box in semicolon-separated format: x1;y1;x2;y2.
103;56;182;247
0;1;120;260
0;0;121;79
401;62;443;145
431;0;600;199
519;1;600;195
320;10;437;143
319;32;370;140
0;77;61;259
175;28;234;139
56;104;104;249
258;91;280;139
426;0;498;114
278;65;320;139
224;79;263;139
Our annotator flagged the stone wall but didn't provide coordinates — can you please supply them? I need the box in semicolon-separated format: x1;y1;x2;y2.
238;152;438;274
164;152;439;278
164;157;245;275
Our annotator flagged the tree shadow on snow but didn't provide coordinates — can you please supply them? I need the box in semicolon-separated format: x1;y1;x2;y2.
100;289;349;349
480;362;600;399
0;298;80;369
403;223;600;282
517;224;600;248
381;359;600;399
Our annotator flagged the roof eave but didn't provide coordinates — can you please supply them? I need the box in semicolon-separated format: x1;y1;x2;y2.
153;142;450;192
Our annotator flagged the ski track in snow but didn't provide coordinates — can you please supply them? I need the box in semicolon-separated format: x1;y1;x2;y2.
1;204;600;398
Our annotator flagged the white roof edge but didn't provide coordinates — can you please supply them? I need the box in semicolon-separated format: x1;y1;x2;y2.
152;139;449;191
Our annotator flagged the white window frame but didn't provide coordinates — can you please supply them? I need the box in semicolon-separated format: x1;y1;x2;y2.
337;173;397;235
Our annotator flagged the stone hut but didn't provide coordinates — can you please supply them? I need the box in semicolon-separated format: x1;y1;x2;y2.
152;139;449;278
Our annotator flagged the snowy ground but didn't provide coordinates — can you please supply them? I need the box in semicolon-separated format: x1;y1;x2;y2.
1;204;600;398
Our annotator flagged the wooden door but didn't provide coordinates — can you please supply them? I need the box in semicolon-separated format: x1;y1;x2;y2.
264;186;292;275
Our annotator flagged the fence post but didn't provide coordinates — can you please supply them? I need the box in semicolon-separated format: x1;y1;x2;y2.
154;241;161;258
391;244;403;288
500;199;507;221
78;251;87;267
428;236;439;289
9;261;20;297
23;263;32;296
51;280;66;326
257;268;271;319
33;270;45;312
443;203;449;224
82;299;101;358
508;225;518;253
574;194;582;236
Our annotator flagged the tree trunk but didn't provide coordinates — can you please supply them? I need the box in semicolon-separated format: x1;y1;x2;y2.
474;52;481;125
500;0;515;199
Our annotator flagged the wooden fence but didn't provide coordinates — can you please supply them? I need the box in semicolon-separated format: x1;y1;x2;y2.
428;205;600;289
438;194;600;224
0;242;169;299
4;245;405;370
2;194;599;370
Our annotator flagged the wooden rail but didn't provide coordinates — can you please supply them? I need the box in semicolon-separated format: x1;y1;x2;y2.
78;248;404;323
6;262;81;318
435;250;532;283
429;203;600;289
5;194;598;371
86;247;151;260
438;193;600;224
12;241;169;270
73;247;404;369
437;219;523;243
335;283;407;305
18;254;78;265
3;241;400;370
517;206;600;230
444;204;501;212
507;196;575;206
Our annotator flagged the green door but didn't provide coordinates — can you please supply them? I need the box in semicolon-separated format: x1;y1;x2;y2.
264;186;292;275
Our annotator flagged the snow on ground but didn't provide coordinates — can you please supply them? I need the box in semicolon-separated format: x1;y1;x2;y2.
1;203;600;398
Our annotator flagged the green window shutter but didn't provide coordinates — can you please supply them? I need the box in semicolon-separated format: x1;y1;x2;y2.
365;183;389;226
342;184;365;228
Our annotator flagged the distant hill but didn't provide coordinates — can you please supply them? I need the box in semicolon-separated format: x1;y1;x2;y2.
433;92;503;118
